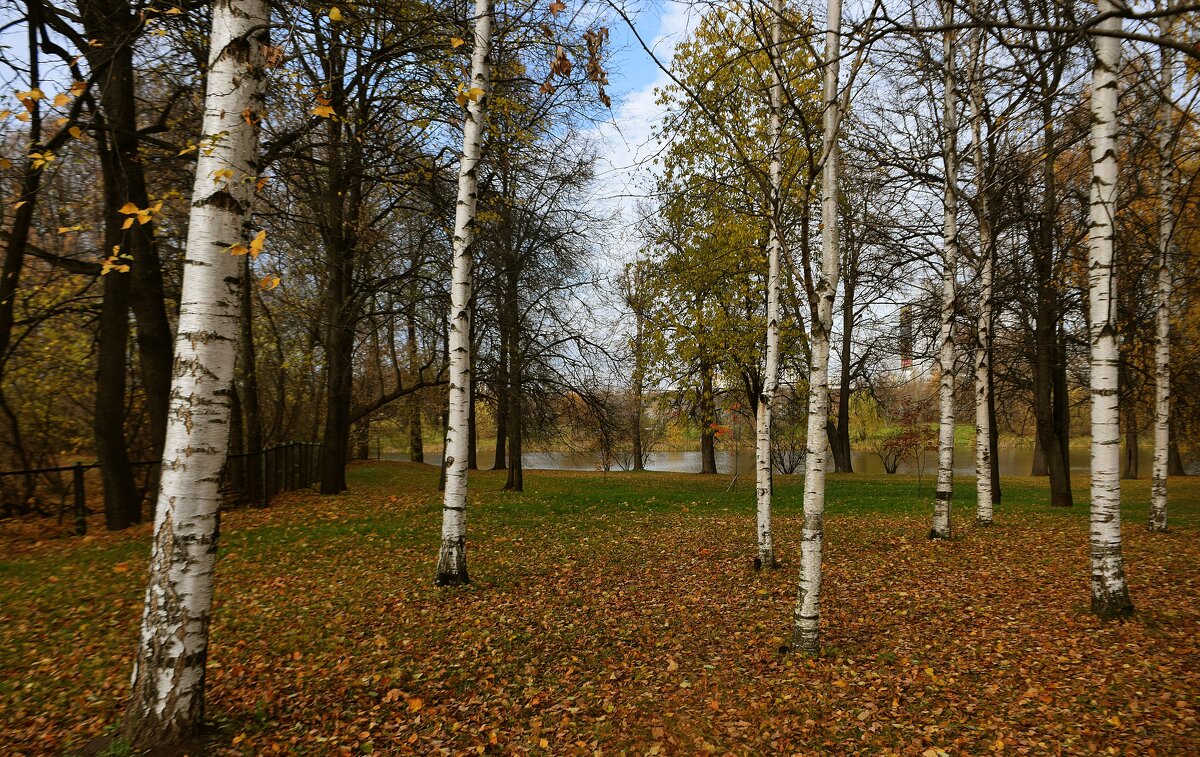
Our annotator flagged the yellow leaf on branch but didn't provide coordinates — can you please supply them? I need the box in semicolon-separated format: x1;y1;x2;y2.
249;229;267;257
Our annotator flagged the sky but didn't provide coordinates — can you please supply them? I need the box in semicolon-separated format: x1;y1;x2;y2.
583;1;701;239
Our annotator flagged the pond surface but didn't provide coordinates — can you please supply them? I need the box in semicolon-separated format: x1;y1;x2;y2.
383;444;1190;476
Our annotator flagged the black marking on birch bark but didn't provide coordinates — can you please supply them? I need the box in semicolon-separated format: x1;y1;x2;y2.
181;330;234;345
935;490;952;501
1091;590;1134;620
124;510;203;746
435;544;469;586
195;187;248;214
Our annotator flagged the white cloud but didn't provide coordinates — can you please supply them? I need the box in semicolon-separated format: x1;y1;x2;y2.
586;1;700;243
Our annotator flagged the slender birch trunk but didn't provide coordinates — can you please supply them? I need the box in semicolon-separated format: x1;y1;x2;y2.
122;0;268;746
436;0;492;585
754;0;785;571
931;0;958;540
968;7;993;526
1150;12;1175;532
1087;0;1133;619
792;0;841;654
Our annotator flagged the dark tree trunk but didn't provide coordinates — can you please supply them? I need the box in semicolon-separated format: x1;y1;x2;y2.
315;67;362;494
1032;114;1072;506
504;374;523;491
409;401;425;463
438;328;450;492
320;236;354;494
699;361;717;474
229;385;244;458
1118;415;1137;479
95;270;140;530
467;363;478;470
227;385;247;503
89;113;143;531
987;350;1001;503
239;255;263;498
1053;328;1073;480
491;320;507;470
0;10;46;486
0;156;40;370
321;315;354;493
504;267;523;491
1032;436;1046;476
1169;430;1186;476
831;278;855;473
1123;405;1138;480
80;0;174;484
438;391;450;492
0;6;43;373
632;348;645;472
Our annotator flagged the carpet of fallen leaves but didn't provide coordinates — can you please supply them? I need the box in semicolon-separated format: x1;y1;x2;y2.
1;463;1199;755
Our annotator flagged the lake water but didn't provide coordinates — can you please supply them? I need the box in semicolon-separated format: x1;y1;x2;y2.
382;444;1189;476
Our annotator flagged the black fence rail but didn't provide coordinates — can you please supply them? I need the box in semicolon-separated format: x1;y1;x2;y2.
0;442;324;536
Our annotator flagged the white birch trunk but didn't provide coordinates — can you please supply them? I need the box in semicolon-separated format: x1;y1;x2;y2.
754;0;784;571
792;0;841;654
122;0;268;746
931;0;958;540
436;0;493;586
968;8;993;527
1150;13;1174;532
1087;0;1134;618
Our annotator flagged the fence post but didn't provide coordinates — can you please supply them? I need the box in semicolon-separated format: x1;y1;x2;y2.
73;463;86;536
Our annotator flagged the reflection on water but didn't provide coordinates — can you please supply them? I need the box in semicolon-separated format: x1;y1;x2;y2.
382;444;1187;476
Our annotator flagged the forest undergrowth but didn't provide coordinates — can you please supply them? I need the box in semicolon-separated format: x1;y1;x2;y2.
1;463;1197;755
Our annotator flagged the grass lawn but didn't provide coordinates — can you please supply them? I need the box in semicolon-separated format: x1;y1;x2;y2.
2;463;1198;755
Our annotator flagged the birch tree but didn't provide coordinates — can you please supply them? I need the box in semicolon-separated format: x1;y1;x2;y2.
755;0;785;571
436;0;493;586
930;0;958;540
1087;0;1134;619
1149;9;1176;532
792;0;841;654
122;0;268;746
967;4;994;527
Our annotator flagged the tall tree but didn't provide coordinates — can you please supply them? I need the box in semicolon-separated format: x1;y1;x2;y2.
1026;3;1075;507
793;0;841;654
78;0;175;488
1149;8;1176;532
436;0;492;586
930;0;958;540
642;2;817;478
754;0;785;571
967;4;994;526
1086;0;1133;620
122;0;268;745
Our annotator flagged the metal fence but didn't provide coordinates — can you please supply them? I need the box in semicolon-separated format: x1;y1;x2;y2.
0;442;324;536
225;442;324;508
